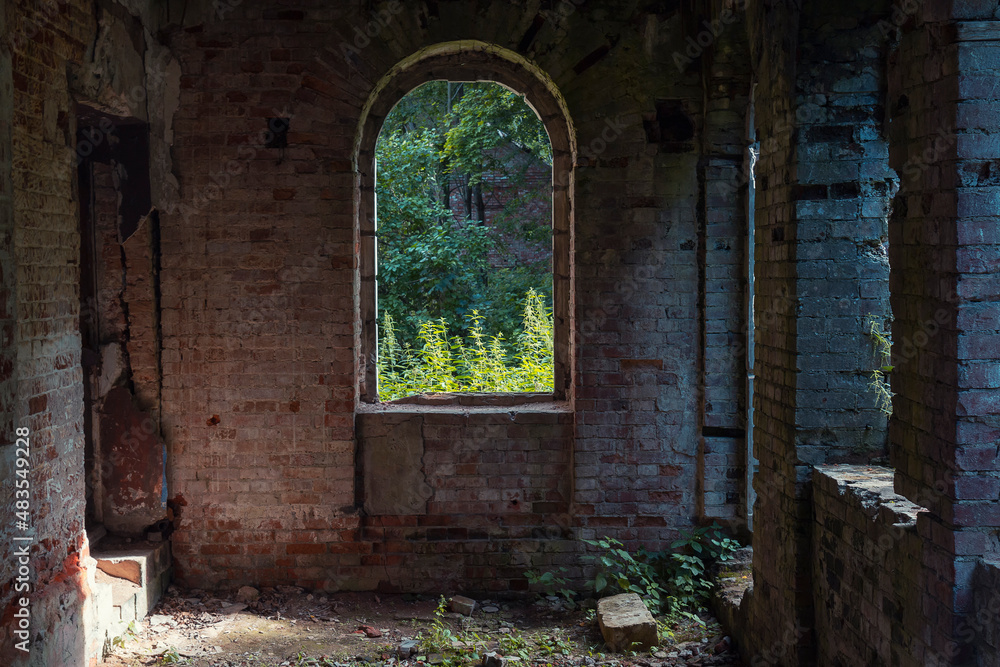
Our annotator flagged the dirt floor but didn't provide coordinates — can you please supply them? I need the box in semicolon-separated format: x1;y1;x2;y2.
98;586;745;667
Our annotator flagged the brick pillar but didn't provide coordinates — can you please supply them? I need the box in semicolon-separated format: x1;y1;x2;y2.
887;10;1000;664
698;9;753;524
746;2;894;662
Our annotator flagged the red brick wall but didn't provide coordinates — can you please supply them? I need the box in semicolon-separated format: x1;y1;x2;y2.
1;0;95;664
0;3;15;447
159;1;752;591
162;5;360;588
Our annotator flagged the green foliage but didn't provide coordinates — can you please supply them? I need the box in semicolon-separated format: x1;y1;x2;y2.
524;567;577;608
525;526;740;628
582;537;668;614
158;647;186;665
533;633;574;657
376;80;552;349
653;523;740;617
417;595;573;666
292;654;340;667
421;596;459;659
378;289;553;401
865;315;894;416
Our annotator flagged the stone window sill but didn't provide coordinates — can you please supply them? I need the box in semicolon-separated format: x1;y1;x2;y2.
356;392;572;414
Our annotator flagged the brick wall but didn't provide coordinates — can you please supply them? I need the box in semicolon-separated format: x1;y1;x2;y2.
812;465;929;667
356;407;574;593
0;0;95;664
886;6;1000;663
161;2;360;589
698;4;753;523
0;2;15;443
156;0;756;591
741;0;812;658
740;0;895;661
972;561;1000;664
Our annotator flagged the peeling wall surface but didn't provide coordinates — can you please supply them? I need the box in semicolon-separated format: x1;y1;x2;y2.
2;0;1000;665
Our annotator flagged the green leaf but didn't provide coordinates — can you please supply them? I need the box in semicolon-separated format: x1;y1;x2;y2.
595;573;607;592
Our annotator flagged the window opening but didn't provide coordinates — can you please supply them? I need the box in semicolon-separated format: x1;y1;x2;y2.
374;81;554;401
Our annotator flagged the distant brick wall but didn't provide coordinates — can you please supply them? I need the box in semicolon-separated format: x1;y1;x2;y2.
161;3;361;589
699;10;753;522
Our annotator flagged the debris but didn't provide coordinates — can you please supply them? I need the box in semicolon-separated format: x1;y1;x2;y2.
482;605;500;613
399;639;420;658
596;593;658;652
358;624;382;638
482;651;507;667
449;595;476;616
221;603;248;615
236;586;260;603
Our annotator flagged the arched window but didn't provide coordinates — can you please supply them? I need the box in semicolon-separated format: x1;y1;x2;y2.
355;45;574;405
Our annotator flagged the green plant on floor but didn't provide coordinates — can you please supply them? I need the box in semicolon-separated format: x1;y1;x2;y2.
582;536;668;614
653;523;740;617
292;654;340;667
535;632;574;657
864;315;894;416
524;527;741;623
420;596;457;657
158;647;187;665
496;630;532;661
657;617;676;644
416;596;486;666
524;566;577;608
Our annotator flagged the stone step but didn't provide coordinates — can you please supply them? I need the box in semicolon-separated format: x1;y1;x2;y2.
89;539;172;658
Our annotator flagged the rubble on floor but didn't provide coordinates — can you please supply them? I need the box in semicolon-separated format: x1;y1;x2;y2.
99;587;744;667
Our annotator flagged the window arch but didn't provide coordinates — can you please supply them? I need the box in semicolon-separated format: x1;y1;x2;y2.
354;43;575;404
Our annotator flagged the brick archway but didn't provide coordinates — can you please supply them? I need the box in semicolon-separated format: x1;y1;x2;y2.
353;42;576;403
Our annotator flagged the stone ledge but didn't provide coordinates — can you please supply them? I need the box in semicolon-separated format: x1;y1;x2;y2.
814;463;926;525
356;397;573;415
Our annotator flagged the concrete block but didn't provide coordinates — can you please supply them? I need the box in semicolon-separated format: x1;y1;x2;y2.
449;595;476;616
596;593;658;652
